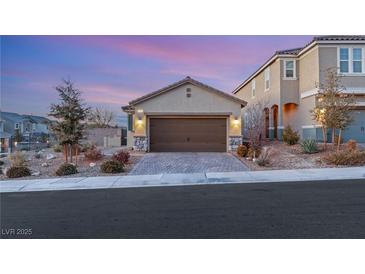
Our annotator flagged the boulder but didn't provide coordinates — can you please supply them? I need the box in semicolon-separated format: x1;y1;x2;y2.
41;162;49;167
46;153;56;160
31;171;41;176
89;162;96;167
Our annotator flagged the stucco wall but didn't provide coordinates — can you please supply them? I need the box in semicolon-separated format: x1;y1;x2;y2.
131;83;242;138
299;46;319;93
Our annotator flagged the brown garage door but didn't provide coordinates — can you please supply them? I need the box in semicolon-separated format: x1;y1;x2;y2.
149;117;227;152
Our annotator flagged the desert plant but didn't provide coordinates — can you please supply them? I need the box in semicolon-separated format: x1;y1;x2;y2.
9;151;27;167
347;139;357;151
282;126;299;145
84;146;103;161
53;144;63;153
300;139;318;154
0;160;4;166
100;160;124;173
80;142;94;152
55;163;78;176
256;146;271;166
247;147;261;158
6;166;31;178
236;145;248;157
34;153;42;159
324;150;365;166
112;150;130;165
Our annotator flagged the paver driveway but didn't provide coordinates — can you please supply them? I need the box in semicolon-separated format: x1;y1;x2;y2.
130;152;248;175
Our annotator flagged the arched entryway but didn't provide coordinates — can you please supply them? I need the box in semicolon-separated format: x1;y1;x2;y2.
264;108;270;139
271;105;278;139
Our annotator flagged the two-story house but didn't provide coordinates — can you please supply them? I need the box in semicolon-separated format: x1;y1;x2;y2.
233;35;365;143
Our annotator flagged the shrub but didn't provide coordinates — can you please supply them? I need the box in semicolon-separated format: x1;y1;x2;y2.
80;142;94;152
236;145;248;157
6;166;31;178
53;144;63;153
247;147;261;158
112;150;130;165
300;139;318;154
282;126;300;145
334;135;342;145
256;147;271;166
34;153;42;159
9;151;27;167
347;139;357;151
100;160;124;174
0;167;2;175
0;160;4;166
55;163;78;176
84;146;103;161
324;150;365;166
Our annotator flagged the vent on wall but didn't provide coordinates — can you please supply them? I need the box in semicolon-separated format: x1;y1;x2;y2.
186;88;191;98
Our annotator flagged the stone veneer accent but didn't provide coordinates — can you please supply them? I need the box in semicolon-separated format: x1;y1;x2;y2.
229;136;242;151
133;136;148;151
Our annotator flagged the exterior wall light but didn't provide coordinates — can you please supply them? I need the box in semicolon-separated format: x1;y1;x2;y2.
14;141;18;147
233;117;240;125
137;117;143;124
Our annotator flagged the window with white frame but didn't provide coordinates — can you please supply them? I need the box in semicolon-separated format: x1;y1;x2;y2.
284;60;296;79
339;48;349;73
15;123;20;130
339;47;364;74
264;68;270;91
251;79;256;98
352;48;363;73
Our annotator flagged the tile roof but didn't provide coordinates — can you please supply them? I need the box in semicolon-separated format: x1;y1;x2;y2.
313;35;365;41
275;47;303;55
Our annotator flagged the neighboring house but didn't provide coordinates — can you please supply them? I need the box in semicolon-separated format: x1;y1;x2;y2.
0;112;52;152
0;118;11;153
233;35;365;143
123;76;247;152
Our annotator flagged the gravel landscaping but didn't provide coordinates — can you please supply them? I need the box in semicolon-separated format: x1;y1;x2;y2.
0;147;144;180
233;141;365;171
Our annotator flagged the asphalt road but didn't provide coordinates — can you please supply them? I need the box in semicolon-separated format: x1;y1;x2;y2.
1;179;365;238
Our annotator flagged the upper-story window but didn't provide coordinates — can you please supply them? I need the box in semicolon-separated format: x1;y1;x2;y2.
264;68;270;91
15;123;20;130
251;79;256;98
284;60;296;79
353;48;363;73
339;47;364;74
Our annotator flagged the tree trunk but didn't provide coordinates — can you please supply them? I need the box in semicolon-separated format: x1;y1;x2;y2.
322;127;327;150
70;144;73;164
75;145;78;166
65;144;69;163
332;128;335;146
337;129;342;152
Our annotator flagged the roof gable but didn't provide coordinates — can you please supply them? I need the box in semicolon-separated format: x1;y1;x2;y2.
124;76;247;109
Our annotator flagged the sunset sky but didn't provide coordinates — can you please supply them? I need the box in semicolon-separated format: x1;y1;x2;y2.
1;35;312;125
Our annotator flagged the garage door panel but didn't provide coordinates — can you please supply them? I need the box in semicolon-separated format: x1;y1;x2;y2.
149;117;227;152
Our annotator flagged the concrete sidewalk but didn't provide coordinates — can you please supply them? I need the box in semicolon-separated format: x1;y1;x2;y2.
1;167;364;193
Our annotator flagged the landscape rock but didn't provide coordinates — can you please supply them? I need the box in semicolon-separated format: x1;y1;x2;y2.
46;153;56;160
31;171;41;176
41;162;49;167
89;162;96;167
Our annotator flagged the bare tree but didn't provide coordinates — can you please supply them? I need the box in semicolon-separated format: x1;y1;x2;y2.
88;107;115;128
311;68;355;150
244;100;268;149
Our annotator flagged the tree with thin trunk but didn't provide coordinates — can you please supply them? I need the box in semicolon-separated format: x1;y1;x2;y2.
311;68;355;150
244;100;268;149
87;107;115;128
49;79;90;164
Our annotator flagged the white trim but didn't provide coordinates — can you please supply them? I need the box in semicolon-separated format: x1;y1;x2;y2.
337;46;365;74
301;88;318;98
264;67;270;92
283;59;297;80
302;125;322;129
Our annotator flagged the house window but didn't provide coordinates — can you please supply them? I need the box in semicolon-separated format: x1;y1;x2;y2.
32;123;36;131
284;60;296;79
264;68;270;91
339;48;349;73
353;48;363;73
15;123;20;130
127;114;133;131
251;79;256;98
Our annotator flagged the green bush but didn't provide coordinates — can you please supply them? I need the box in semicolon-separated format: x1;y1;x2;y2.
236;145;248;157
100;160;124;174
324;150;365;166
300;139;318;154
0;160;4;166
53;144;63;153
6;166;31;178
282;126;300;145
55;163;78;176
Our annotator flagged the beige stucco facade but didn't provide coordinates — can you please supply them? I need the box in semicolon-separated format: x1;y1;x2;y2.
234;38;365;142
123;78;246;152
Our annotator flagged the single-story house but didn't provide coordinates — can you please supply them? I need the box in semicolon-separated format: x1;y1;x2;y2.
122;76;247;152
